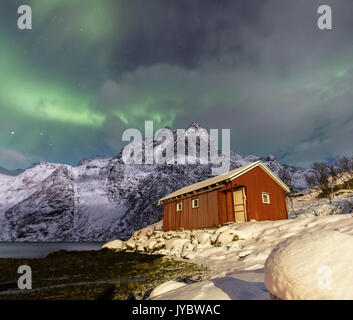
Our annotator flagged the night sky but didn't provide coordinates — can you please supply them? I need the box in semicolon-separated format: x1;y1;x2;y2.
1;0;353;170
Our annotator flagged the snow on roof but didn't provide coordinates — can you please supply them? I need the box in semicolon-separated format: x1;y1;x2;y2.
158;160;290;204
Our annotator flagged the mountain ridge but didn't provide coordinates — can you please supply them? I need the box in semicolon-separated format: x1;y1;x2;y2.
0;124;310;241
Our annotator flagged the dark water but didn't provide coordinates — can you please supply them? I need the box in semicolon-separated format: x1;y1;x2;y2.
0;243;104;258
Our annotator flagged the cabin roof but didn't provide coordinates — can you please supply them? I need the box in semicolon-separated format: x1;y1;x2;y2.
158;160;290;204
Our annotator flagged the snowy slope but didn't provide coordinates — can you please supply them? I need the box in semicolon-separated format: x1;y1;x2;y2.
144;214;353;300
0;123;311;242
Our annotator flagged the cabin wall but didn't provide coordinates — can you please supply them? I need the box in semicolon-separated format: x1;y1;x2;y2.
231;166;288;221
217;188;235;225
162;189;219;231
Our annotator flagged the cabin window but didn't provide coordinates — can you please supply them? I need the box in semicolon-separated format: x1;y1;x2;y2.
262;192;270;204
176;203;182;212
192;198;199;208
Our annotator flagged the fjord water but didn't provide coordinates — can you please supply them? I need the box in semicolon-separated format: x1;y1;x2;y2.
0;242;104;258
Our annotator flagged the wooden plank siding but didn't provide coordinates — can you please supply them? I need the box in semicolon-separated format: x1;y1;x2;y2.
163;190;219;231
231;166;288;221
217;191;227;225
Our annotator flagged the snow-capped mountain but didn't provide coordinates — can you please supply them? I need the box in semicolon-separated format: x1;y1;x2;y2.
0;123;310;241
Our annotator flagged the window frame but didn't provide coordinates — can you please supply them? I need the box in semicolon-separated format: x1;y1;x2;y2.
192;198;199;209
176;202;182;212
261;192;271;204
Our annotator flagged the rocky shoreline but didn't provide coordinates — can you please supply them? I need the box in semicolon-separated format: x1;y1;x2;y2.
0;249;206;300
103;220;245;261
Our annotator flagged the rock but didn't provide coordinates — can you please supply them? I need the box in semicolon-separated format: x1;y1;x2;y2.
232;224;261;239
182;242;195;252
215;225;231;235
216;230;239;246
136;245;145;252
210;234;218;245
163;232;173;240
193;243;210;251
149;281;187;299
165;238;190;251
238;249;253;258
184;232;192;240
152;231;163;237
125;239;136;250
157;249;170;255
133;224;157;239
146;229;154;237
195;232;211;244
229;241;242;250
264;231;353;300
153;241;165;251
174;232;187;239
101;239;125;250
137;236;148;243
146;240;157;251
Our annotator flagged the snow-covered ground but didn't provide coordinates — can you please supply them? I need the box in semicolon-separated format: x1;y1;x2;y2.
289;190;353;218
104;211;353;300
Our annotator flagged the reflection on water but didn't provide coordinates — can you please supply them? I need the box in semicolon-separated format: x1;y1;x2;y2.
0;243;104;258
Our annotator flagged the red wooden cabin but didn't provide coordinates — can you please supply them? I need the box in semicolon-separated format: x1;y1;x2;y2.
158;161;290;231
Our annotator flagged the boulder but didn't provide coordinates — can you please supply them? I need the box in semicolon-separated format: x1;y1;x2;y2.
165;238;190;251
146;240;157;251
101;239;125;250
264;231;353;300
238;249;253;258
216;230;239;246
157;249;170;255
195;232;211;244
137;236;148;243
215;225;231;235
125;239;136;250
182;242;195;252
153;241;165;251
210;234;218;245
174;232;187;239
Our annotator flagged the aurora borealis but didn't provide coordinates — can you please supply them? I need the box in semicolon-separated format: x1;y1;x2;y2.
1;0;353;170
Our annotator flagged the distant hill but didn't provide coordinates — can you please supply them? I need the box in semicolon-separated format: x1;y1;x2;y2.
0;166;24;176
